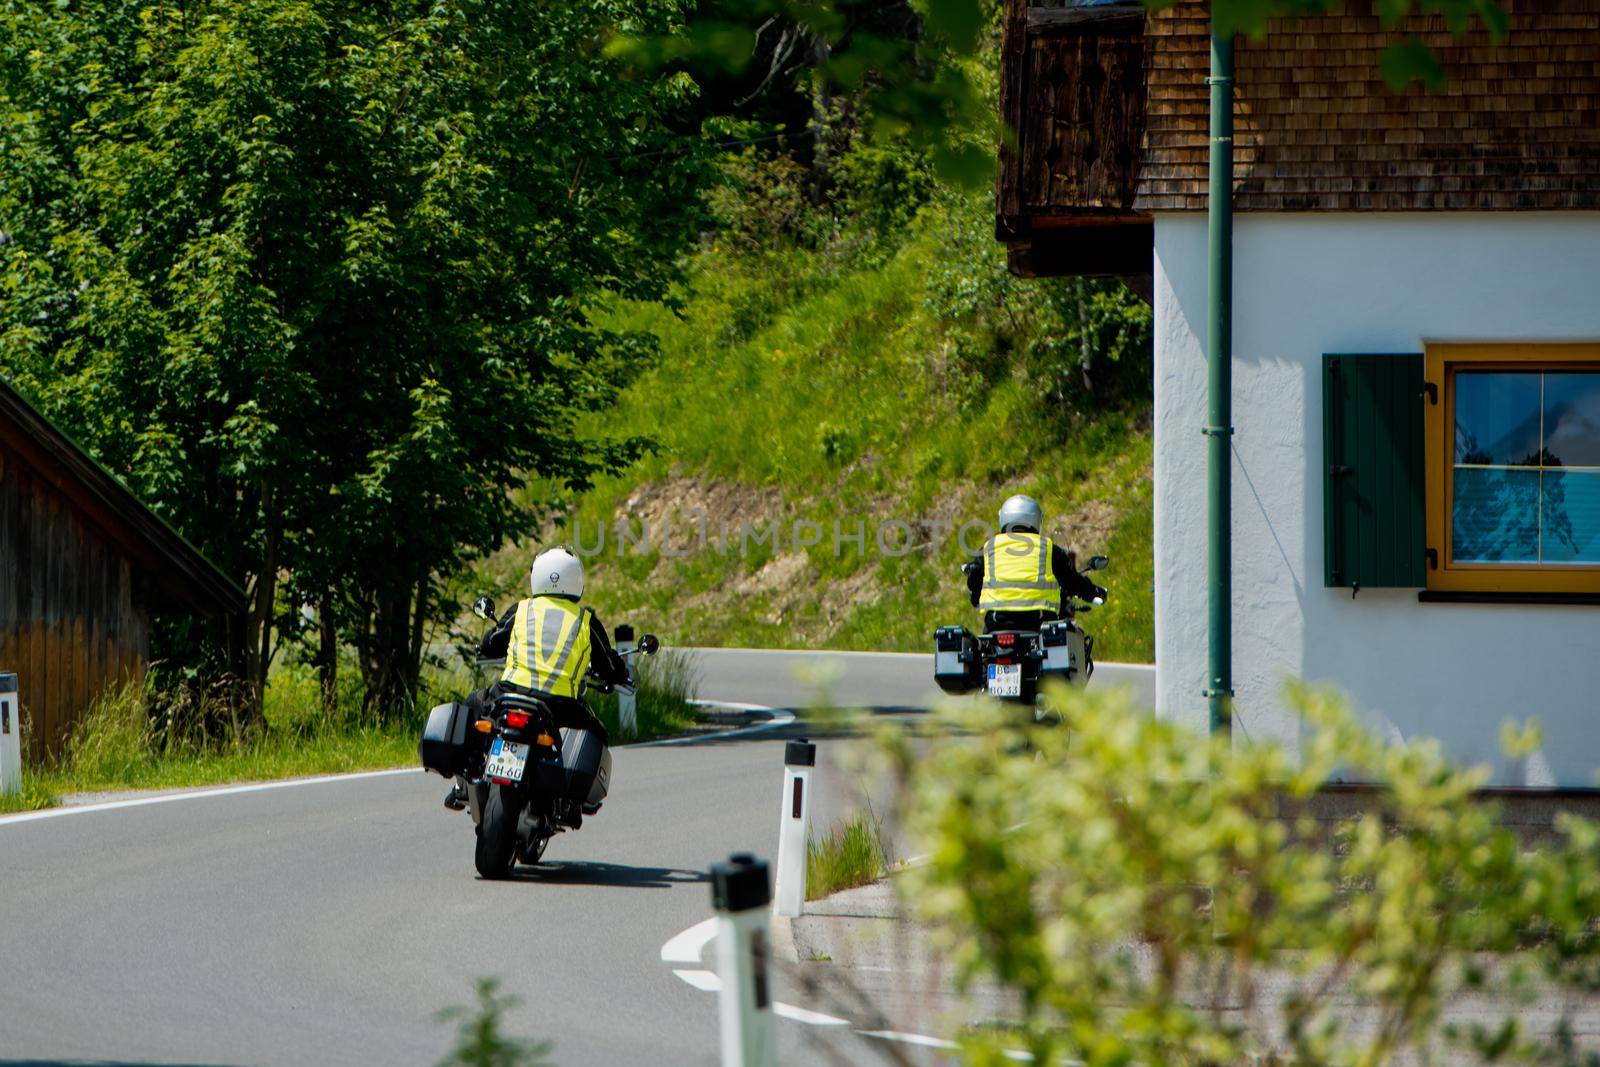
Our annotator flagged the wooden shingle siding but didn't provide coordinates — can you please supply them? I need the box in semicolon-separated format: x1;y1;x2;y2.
1139;0;1600;212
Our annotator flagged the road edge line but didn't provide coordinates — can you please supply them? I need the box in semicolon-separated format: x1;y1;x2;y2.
625;701;795;748
0;766;422;827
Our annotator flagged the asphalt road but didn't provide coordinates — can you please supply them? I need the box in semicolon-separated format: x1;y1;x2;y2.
0;650;1153;1066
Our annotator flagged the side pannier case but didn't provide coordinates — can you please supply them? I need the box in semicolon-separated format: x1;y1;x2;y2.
420;702;472;778
1039;621;1087;688
934;626;980;693
559;727;612;810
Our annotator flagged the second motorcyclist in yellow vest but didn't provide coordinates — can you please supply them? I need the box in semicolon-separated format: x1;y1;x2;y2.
467;546;630;745
966;494;1106;633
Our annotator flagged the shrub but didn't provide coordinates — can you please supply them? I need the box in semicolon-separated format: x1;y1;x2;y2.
879;682;1600;1065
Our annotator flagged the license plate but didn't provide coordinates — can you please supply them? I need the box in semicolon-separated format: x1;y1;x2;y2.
987;663;1022;698
484;737;529;783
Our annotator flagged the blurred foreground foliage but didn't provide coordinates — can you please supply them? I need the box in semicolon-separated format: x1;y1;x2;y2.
880;685;1600;1065
436;978;553;1067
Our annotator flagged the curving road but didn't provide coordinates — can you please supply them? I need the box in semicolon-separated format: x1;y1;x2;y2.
0;650;1152;1066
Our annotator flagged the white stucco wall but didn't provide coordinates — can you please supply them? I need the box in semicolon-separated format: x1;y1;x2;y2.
1152;213;1600;787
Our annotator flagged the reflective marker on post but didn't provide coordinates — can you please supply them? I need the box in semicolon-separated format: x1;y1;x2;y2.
773;739;815;918
614;624;637;738
0;673;19;796
712;853;777;1067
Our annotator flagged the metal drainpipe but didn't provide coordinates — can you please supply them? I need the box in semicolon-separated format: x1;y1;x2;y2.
1205;28;1235;742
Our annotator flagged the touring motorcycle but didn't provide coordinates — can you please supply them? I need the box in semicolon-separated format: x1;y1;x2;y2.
420;596;659;878
934;554;1109;706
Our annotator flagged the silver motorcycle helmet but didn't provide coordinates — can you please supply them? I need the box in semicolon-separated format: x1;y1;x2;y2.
997;494;1043;533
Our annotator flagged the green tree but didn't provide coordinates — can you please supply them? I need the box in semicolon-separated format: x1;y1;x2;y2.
0;0;710;717
619;0;1510;191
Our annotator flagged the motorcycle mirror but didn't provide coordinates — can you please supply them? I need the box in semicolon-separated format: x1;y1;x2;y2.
640;633;660;656
1086;555;1110;572
471;595;496;621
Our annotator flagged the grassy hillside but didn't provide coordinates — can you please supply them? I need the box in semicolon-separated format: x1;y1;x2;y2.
478;189;1155;662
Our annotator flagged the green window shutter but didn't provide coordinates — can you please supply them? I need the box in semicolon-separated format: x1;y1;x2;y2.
1322;354;1427;589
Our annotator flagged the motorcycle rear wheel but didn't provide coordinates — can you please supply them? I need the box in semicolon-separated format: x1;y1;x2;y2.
520;832;549;865
475;784;519;879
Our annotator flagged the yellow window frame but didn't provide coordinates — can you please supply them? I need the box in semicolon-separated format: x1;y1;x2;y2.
1425;343;1600;594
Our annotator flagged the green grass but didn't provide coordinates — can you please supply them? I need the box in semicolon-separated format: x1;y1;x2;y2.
589;650;702;742
0;652;705;815
807;811;889;900
481;194;1155;662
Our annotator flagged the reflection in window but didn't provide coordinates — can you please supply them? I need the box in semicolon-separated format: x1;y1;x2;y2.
1452;370;1600;565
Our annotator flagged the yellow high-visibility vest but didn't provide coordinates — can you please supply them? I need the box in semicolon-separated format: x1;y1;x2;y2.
978;532;1060;613
501;597;594;698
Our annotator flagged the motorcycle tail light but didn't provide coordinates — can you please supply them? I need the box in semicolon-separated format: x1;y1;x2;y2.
996;632;1016;647
504;711;530;730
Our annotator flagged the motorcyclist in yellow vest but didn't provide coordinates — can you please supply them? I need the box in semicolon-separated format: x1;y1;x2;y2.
444;547;630;811
966;495;1106;633
471;546;628;729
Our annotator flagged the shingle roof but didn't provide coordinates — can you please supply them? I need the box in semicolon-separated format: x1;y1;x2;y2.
1137;0;1600;211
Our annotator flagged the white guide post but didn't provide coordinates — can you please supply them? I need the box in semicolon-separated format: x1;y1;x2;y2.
712;853;777;1067
614;624;637;739
0;673;20;796
773;739;815;918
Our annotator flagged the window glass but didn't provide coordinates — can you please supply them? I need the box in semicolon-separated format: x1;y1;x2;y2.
1452;468;1541;562
1453;372;1540;465
1541;471;1600;563
1543;373;1600;468
1452;369;1600;565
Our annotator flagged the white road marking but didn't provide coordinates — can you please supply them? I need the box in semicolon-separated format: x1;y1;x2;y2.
660;914;970;1049
631;703;796;747
660;917;718;964
860;1031;1044;1062
773;1003;850;1026
672;969;721;992
0;767;421;826
858;1030;959;1051
0;697;785;826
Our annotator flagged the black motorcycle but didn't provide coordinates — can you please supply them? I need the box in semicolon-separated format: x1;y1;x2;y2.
420;597;659;878
934;554;1108;706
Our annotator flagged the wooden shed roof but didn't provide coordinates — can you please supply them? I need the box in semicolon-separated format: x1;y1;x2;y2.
0;377;243;617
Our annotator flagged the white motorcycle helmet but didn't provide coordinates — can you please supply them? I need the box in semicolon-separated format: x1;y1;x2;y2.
997;494;1043;533
530;546;585;599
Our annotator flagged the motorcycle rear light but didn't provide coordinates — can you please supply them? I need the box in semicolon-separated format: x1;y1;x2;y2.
504;711;530;730
996;632;1016;647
